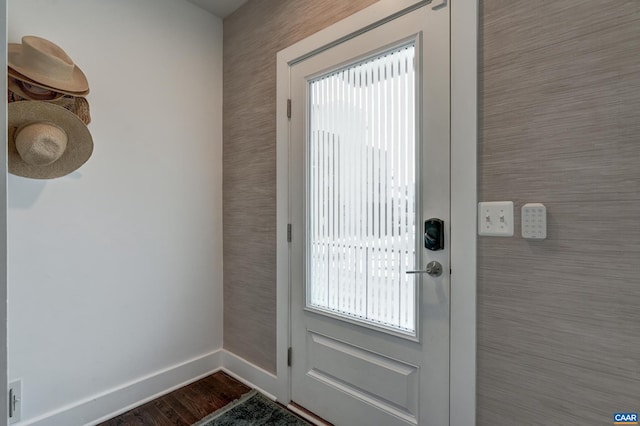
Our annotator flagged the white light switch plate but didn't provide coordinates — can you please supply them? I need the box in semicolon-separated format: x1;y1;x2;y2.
522;203;547;239
478;201;514;237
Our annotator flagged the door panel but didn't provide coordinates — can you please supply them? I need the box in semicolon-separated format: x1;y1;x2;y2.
289;5;450;425
305;330;419;422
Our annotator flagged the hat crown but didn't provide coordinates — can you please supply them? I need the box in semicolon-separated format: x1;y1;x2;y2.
20;36;75;82
15;122;68;166
8;36;90;94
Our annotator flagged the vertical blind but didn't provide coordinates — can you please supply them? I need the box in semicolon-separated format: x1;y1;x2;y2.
307;42;417;333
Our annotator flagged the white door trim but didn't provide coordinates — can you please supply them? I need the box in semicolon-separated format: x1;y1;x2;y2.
275;2;477;424
449;1;478;425
1;1;8;425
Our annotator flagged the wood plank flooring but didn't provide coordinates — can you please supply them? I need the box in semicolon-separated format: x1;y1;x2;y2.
98;371;251;426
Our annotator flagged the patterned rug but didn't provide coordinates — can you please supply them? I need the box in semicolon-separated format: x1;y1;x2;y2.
193;390;311;426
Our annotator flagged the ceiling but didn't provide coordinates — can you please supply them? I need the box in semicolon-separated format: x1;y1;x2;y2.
185;0;248;18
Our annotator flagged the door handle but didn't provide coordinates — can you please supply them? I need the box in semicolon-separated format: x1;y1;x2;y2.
406;261;443;277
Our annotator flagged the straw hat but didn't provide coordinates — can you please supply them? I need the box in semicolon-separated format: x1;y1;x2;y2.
8;83;92;125
8;36;89;96
8;75;65;101
8;101;93;179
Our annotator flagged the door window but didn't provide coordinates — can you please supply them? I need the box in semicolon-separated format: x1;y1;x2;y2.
307;42;418;334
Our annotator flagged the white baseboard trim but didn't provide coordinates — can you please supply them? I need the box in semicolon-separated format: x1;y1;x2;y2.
220;350;280;402
17;349;286;426
18;349;223;426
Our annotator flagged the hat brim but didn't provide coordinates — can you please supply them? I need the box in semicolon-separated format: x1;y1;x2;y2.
8;43;90;94
8;67;90;97
8;101;93;179
8;76;66;101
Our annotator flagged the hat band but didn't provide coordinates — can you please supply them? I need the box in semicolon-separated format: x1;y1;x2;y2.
13;79;63;101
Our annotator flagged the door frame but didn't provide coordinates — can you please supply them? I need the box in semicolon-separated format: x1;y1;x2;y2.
1;1;9;425
275;1;477;424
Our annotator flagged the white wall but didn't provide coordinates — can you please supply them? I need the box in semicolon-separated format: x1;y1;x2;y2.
7;1;223;424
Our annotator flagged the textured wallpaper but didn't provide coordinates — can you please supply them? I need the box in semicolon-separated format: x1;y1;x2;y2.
223;0;377;373
477;1;640;423
225;2;640;422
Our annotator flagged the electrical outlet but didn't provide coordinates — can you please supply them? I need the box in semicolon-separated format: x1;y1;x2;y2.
478;201;514;237
9;380;21;424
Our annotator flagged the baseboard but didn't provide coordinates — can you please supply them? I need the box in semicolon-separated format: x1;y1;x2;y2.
220;350;280;401
18;349;223;426
17;348;285;426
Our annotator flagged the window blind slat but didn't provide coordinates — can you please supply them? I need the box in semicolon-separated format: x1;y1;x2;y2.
308;43;416;333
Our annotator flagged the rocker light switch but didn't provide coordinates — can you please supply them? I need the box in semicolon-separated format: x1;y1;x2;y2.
478;201;514;237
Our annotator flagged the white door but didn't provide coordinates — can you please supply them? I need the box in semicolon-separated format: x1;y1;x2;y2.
289;4;450;425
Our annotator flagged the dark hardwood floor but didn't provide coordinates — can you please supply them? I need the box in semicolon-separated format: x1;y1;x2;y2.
98;371;251;425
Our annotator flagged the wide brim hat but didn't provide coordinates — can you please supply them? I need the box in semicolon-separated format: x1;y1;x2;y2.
8;75;66;101
8;67;89;98
8;83;92;125
8;101;93;179
8;36;89;95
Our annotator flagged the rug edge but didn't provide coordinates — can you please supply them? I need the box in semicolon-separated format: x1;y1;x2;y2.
191;389;258;426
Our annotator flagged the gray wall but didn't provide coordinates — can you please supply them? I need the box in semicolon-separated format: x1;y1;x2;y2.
223;0;640;421
478;1;640;424
223;0;377;373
